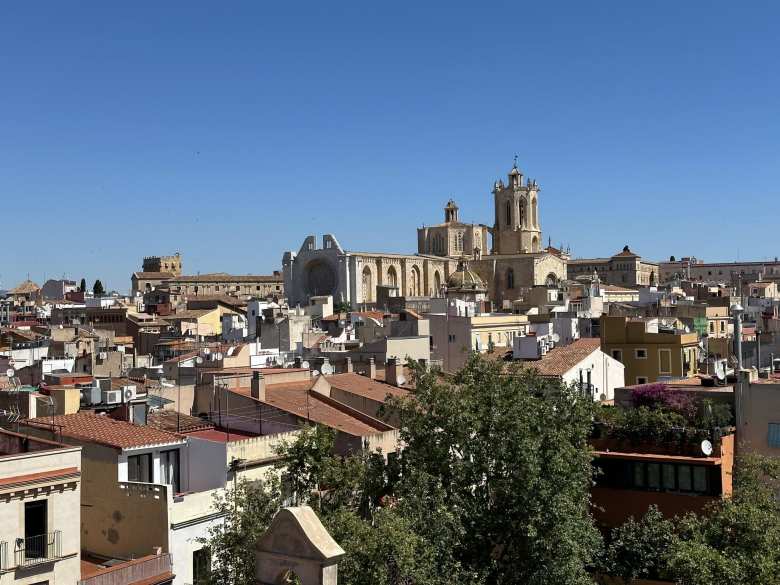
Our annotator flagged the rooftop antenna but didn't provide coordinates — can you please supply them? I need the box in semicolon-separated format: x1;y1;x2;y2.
513;154;518;168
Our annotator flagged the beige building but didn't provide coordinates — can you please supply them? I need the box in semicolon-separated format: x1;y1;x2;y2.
284;234;452;307
23;413;219;585
418;163;568;308
0;429;81;584
660;257;780;285
417;200;490;261
568;246;658;287
143;253;183;276
600;315;700;385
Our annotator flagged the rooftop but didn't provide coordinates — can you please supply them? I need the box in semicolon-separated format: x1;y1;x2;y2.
231;379;393;436
325;372;411;401
27;413;185;450
522;338;602;377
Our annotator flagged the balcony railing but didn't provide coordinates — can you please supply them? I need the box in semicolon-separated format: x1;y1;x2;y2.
14;531;61;567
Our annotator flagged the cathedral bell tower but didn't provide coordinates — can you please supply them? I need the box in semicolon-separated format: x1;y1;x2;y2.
491;161;542;254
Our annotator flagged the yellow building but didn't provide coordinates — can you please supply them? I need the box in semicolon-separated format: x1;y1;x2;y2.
600;315;700;385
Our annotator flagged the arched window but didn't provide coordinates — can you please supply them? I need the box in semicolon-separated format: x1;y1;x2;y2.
507;268;515;289
434;271;442;297
531;236;539;252
387;266;398;288
519;198;525;226
545;273;558;287
410;266;421;296
361;266;373;302
532;198;538;227
505;200;511;226
456;233;464;252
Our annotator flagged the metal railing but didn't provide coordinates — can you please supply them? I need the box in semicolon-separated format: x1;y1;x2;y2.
14;531;61;567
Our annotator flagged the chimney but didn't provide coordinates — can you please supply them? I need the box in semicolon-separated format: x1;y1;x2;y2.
251;371;266;401
386;358;403;387
345;357;353;373
368;357;376;380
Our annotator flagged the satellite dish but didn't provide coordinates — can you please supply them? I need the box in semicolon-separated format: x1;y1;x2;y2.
312;370;319;377
301;361;310;369
5;369;14;378
551;333;560;343
396;375;407;386
321;363;334;376
701;440;713;456
203;348;211;355
215;352;224;360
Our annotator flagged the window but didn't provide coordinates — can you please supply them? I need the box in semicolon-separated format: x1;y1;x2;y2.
636;377;648;384
720;321;725;333
25;500;48;559
127;453;153;483
635;348;647;359
659;349;672;374
160;449;180;493
193;547;211;584
611;349;623;362
768;423;780;448
709;321;715;334
606;460;714;495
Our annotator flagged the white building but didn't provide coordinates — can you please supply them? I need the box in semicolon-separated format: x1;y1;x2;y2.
521;338;625;401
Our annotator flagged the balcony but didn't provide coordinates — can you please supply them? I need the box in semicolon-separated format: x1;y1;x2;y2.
13;531;62;567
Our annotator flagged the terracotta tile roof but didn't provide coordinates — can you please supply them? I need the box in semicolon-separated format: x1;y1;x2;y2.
148;410;214;433
232;380;392;436
522;338;602;377
27;413;185;450
325;373;410;401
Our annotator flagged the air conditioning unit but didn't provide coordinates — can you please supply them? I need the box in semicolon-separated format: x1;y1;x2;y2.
122;386;137;402
81;386;101;405
99;352;108;360
102;390;121;404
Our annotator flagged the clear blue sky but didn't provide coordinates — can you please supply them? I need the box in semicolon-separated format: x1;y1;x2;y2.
2;2;779;292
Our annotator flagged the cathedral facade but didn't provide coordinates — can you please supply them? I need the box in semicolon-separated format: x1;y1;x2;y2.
283;234;452;307
283;162;566;309
419;163;567;307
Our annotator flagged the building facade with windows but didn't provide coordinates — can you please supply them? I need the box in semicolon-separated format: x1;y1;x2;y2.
283;234;452;308
0;429;82;584
600;315;700;384
568;246;658;287
22;413;221;585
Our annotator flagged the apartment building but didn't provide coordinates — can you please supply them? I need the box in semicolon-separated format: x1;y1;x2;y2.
600;315;700;384
0;429;82;583
21;413;221;585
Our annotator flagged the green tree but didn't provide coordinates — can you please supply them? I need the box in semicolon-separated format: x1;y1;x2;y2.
92;279;105;296
387;357;602;585
79;277;86;292
275;424;336;506
198;478;281;585
666;454;780;585
600;505;677;582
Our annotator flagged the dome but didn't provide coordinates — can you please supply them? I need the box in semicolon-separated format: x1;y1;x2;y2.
446;260;486;291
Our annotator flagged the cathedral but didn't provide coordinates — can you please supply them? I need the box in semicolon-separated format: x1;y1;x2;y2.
283;162;566;308
417;161;567;307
